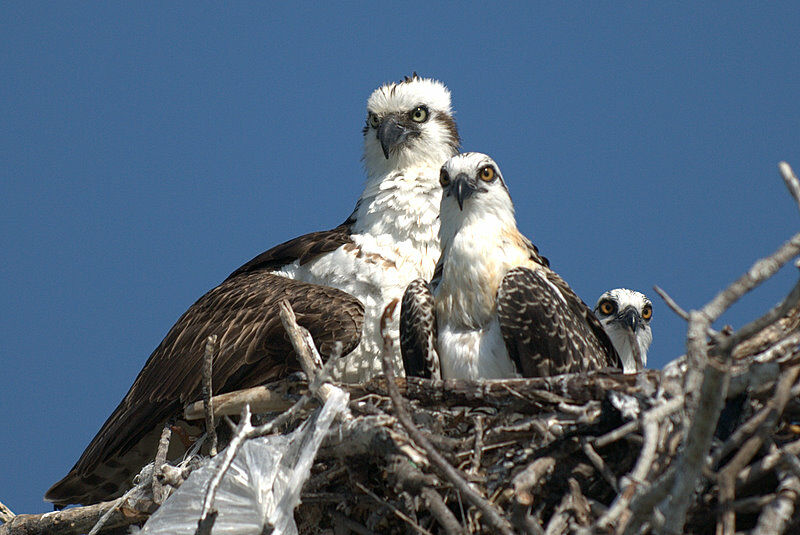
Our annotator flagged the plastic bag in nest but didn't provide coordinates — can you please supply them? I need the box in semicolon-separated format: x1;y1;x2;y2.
139;388;348;535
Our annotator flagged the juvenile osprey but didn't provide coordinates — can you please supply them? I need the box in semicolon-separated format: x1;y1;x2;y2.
46;75;460;507
401;153;619;380
594;288;652;373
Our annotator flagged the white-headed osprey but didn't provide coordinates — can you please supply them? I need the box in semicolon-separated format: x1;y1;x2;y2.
594;288;653;373
400;153;619;380
46;74;460;507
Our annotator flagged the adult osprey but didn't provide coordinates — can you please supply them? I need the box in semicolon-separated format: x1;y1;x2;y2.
46;75;460;507
400;153;619;380
594;288;653;373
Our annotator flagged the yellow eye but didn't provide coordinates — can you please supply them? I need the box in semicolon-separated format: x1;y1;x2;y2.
479;166;496;182
642;305;653;321
368;113;380;128
598;300;616;316
410;105;428;123
439;169;450;186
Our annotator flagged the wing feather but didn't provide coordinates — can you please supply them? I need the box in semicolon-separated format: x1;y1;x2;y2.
399;279;440;379
497;267;619;377
46;268;363;506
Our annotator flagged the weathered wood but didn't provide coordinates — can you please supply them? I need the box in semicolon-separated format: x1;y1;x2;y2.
0;500;150;535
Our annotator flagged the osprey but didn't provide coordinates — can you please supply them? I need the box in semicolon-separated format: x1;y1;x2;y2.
46;75;460;506
401;153;619;380
594;288;653;373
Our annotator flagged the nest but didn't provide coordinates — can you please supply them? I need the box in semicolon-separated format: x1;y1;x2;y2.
295;335;800;535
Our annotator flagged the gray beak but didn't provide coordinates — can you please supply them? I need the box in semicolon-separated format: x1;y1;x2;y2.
453;174;477;210
615;306;641;333
377;116;407;159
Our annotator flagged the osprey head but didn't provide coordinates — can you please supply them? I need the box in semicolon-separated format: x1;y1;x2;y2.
439;152;511;210
594;288;653;373
363;74;460;174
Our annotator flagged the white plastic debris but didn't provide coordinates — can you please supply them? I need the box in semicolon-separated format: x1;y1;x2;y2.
139;388;349;535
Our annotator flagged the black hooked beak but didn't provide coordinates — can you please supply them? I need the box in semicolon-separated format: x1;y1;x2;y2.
377;116;408;159
614;306;641;333
453;173;477;210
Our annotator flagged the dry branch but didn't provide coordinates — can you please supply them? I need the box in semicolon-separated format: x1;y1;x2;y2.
0;500;150;535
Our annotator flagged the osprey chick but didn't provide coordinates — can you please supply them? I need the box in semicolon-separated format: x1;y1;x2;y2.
47;75;460;507
594;288;652;373
401;153;620;380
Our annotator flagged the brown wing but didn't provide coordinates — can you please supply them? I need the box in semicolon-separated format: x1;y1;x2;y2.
46;269;363;506
400;278;440;379
229;215;354;276
497;267;619;377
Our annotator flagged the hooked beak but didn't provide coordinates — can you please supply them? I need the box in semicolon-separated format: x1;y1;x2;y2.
377;116;408;159
612;306;641;333
453;174;477;210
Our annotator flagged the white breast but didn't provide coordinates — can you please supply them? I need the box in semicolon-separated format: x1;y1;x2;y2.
274;166;442;382
438;316;518;379
433;220;528;380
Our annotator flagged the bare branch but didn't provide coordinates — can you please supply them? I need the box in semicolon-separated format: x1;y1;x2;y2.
779;161;800;214
703;232;800;323
184;383;294;420
0;501;13;523
151;420;173;504
196;403;253;534
752;463;800;535
723;276;800;351
0;498;150;535
653;285;690;321
202;334;219;456
354;480;435;535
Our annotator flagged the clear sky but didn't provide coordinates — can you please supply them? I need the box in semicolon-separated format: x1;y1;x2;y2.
2;2;798;515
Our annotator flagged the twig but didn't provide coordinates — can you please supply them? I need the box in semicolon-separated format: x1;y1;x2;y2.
653;285;690;321
379;305;515;535
470;415;484;475
152;419;173;504
593;396;684;448
330;511;379;535
779;161;800;214
703;232;800;322
184;383;295;420
597;418;659;532
737;438;800;489
513;456;558;507
202;334;219;456
279;299;341;405
719;277;800;356
86;482;142;535
716;365;800;534
0;501;13;523
712;365;800;465
657;315;730;535
196;403;253;535
354;480;434;535
389;454;464;535
581;439;619;493
752;463;800;535
621;465;677;535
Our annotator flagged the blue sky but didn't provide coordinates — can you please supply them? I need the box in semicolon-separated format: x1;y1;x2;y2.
2;3;798;515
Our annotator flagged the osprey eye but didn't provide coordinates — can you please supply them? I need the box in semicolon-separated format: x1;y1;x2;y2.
410;105;428;123
479;166;496;182
598;300;616;316
368;113;380;128
439;169;450;186
642;304;653;321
